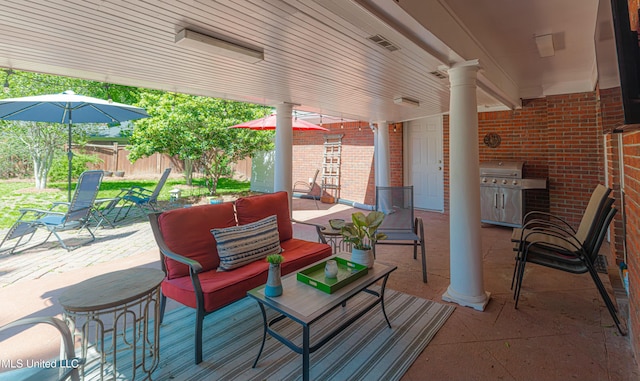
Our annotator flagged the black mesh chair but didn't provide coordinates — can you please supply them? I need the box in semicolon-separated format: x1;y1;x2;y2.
513;200;626;336
374;186;427;283
511;184;612;290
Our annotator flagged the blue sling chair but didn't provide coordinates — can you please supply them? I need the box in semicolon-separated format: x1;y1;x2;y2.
114;167;171;222
0;170;104;254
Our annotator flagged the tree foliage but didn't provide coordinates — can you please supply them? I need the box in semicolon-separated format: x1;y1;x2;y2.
0;69;140;188
130;91;273;194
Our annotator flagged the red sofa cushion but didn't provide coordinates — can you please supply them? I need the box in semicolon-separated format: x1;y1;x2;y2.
158;203;236;279
161;238;332;311
235;191;293;242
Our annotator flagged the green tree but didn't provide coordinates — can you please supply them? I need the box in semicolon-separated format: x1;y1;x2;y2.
0;69;140;188
129;91;273;194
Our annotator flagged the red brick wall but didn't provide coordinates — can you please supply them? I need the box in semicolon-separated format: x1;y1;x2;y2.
601;87;627;265
623;130;640;359
547;93;604;226
472;93;603;226
292;121;403;206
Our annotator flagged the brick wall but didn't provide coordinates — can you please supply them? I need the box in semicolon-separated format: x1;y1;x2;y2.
623;130;640;359
601;87;627;264
292;121;403;206
599;85;640;365
472;93;603;226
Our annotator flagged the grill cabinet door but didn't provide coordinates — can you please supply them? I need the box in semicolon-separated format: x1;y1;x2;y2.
480;186;501;223
500;188;522;225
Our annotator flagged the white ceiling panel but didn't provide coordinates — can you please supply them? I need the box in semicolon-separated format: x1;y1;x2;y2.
0;0;602;122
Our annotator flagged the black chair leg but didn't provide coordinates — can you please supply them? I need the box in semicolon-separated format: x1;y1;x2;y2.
159;294;167;324
511;243;524;290
195;308;204;364
420;240;427;283
514;248;530;309
586;265;626;335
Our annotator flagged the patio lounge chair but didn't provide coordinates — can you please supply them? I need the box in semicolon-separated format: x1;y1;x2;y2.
293;169;320;209
114;168;171;222
0;170;104;254
373;186;427;283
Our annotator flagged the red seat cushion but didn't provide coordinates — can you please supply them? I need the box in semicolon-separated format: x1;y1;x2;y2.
158;203;236;279
235;191;293;242
161;238;332;312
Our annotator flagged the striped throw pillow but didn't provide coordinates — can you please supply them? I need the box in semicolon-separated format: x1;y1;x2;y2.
211;214;282;271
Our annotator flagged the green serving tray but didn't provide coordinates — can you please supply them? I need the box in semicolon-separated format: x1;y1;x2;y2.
296;257;368;294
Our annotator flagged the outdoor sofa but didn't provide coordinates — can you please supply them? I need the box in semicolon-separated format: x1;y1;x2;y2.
149;191;332;364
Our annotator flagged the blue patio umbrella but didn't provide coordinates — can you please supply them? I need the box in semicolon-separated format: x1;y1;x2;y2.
0;90;149;200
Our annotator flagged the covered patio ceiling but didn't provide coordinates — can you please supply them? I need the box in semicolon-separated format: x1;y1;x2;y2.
0;0;604;123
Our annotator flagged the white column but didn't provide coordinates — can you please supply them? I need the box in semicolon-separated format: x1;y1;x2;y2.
375;121;392;212
442;60;490;311
274;103;293;211
376;121;391;187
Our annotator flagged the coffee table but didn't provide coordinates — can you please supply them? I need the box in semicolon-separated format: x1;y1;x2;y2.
247;255;397;381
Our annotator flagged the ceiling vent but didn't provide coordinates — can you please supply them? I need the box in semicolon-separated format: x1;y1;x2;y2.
429;70;447;79
367;34;399;52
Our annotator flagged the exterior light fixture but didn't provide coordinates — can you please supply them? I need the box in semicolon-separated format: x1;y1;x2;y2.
175;28;264;64
340;118;344;129
393;97;420;107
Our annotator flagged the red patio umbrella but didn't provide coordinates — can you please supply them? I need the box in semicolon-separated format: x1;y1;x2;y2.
228;114;329;131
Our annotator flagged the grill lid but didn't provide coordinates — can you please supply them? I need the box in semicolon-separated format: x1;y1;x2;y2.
479;161;524;178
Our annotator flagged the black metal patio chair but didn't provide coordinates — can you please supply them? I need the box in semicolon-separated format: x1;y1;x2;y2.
513;199;626;336
373;186;427;283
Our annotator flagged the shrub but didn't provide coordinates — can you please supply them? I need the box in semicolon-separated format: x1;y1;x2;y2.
49;152;103;182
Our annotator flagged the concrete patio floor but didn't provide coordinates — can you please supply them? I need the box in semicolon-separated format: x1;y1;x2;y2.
0;197;637;380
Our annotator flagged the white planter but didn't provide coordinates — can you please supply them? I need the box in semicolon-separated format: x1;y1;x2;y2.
265;263;282;297
351;248;374;268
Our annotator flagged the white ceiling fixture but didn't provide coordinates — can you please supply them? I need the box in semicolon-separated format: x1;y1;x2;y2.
394;97;420;107
534;34;555;58
175;28;264;64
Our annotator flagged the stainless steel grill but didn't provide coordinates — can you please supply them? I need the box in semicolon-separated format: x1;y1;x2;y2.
479;161;546;227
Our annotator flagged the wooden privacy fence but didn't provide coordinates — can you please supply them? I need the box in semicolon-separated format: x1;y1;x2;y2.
77;143;183;176
76;143;252;180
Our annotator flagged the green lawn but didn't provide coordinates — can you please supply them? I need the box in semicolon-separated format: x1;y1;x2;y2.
0;177;251;229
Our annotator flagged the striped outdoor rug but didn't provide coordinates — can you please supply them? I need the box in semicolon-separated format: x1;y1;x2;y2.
152;288;455;381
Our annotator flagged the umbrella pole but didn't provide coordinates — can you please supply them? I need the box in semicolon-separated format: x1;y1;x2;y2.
67;118;73;202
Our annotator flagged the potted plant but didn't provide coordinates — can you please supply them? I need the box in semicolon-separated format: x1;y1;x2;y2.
340;211;386;268
265;254;284;297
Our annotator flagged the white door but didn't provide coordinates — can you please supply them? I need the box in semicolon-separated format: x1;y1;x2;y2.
405;116;444;211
